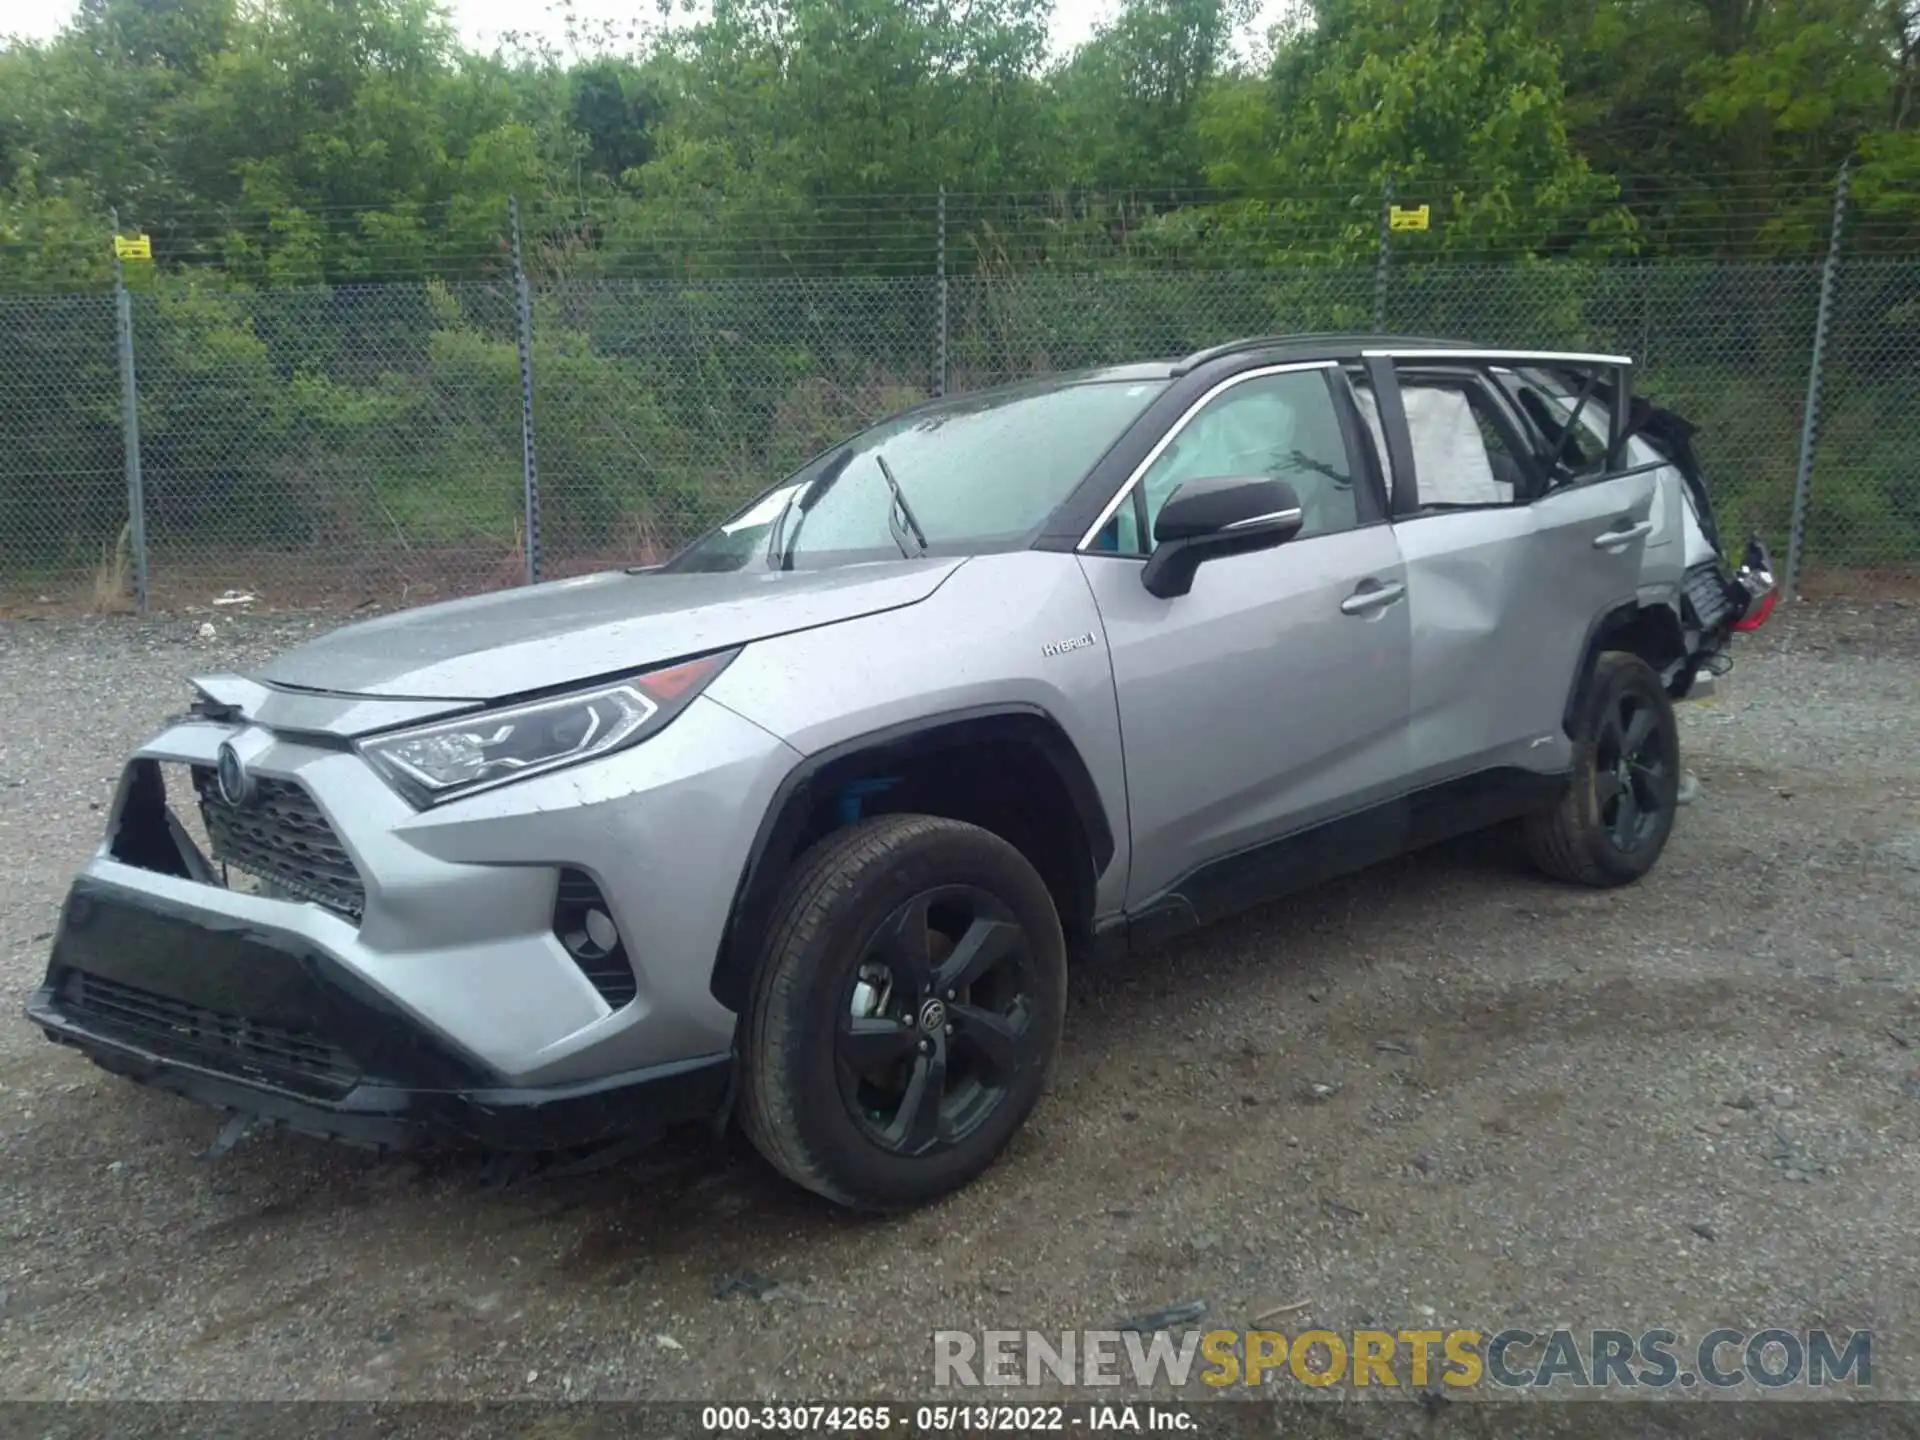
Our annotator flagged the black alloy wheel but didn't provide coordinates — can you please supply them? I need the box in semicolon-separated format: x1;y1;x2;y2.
738;814;1067;1210
836;886;1039;1156
1593;690;1672;852
1522;650;1682;887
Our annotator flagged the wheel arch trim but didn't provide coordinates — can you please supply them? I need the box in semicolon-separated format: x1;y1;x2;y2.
708;704;1117;1014
1562;597;1678;736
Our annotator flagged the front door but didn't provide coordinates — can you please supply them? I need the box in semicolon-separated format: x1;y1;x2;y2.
1076;363;1413;921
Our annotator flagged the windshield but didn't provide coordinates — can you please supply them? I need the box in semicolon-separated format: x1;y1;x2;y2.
665;377;1167;572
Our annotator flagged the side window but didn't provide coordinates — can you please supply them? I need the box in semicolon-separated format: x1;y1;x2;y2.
1099;370;1360;555
1504;368;1616;488
1397;381;1531;510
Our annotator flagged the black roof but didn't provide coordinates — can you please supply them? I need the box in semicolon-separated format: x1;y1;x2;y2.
916;334;1630;412
982;336;1482;392
1170;332;1479;374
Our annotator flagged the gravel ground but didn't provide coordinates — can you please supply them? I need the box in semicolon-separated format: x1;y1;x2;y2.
1;600;1916;1405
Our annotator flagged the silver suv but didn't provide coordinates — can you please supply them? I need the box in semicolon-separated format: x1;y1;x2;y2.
28;335;1777;1210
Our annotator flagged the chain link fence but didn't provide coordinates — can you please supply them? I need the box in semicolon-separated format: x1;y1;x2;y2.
1;259;1914;613
126;282;529;609
1818;259;1920;587
0;294;125;606
533;277;941;579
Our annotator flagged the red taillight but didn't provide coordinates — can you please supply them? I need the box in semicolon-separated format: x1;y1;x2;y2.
1733;590;1778;632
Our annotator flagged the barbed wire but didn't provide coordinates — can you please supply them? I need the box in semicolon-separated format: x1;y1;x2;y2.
6;168;1908;290
29;176;1878;221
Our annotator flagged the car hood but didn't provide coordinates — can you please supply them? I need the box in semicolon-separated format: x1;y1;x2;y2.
257;560;965;701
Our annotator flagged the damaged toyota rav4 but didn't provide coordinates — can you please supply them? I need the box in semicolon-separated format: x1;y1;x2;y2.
29;336;1777;1210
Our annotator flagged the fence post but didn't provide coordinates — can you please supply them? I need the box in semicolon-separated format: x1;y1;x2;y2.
1373;175;1393;333
509;194;542;586
109;209;150;614
1638;261;1654;368
1784;160;1849;602
935;187;949;398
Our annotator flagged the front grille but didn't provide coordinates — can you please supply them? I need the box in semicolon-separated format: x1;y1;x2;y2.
191;768;367;923
58;970;361;1097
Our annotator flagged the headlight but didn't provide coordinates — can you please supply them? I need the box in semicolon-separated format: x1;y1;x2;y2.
358;651;737;806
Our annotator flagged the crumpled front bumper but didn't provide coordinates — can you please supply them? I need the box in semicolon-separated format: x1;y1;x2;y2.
27;880;732;1152
24;691;803;1149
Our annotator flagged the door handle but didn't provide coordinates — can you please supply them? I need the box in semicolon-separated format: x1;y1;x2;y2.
1592;519;1653;551
1340;580;1406;615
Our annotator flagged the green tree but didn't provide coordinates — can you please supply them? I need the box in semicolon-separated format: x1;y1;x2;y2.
1049;0;1256;192
1550;0;1915;252
1200;0;1628;260
569;57;667;183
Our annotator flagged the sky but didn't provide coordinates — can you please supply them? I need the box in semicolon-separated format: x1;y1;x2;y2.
2;0;1292;64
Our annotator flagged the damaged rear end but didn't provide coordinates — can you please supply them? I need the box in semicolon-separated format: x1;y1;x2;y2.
1627;397;1780;700
1494;362;1779;703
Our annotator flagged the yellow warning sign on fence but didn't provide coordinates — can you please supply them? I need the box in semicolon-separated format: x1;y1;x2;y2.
113;233;152;260
1388;205;1431;232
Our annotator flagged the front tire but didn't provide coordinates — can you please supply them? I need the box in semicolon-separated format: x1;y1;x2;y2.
1523;651;1682;886
738;815;1066;1211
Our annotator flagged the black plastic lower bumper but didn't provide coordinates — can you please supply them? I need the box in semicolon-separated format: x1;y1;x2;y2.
26;878;731;1153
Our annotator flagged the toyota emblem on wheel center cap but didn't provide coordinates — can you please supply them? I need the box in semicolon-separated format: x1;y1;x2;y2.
918;998;947;1034
215;741;254;807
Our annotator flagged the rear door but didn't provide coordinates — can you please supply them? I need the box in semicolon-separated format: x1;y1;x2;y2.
1494;365;1688;603
1357;350;1657;785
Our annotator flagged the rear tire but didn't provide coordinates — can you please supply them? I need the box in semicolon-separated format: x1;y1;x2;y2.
738;814;1066;1211
1523;651;1681;887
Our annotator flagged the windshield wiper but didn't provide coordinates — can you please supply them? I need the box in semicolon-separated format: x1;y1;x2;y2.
875;452;929;558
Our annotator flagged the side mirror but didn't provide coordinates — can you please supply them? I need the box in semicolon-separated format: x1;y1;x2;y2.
1140;476;1304;599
